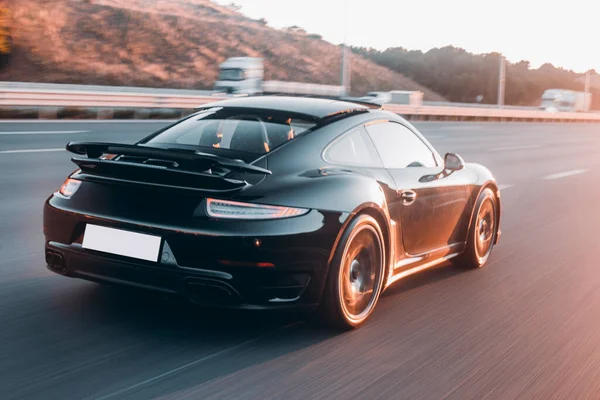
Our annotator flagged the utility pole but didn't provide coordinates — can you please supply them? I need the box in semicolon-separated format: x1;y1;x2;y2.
344;47;351;93
341;46;349;95
340;0;350;96
497;54;506;108
584;69;591;111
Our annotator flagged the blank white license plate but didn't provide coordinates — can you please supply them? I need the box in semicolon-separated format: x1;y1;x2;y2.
82;225;162;262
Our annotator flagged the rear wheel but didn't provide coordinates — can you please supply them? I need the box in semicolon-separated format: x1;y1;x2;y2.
315;214;385;330
458;187;497;269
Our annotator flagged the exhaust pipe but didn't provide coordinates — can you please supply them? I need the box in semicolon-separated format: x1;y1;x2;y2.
186;279;241;306
45;249;66;273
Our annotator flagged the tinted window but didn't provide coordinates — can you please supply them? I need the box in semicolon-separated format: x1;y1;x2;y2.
145;108;316;155
325;126;383;168
366;122;437;168
218;69;244;81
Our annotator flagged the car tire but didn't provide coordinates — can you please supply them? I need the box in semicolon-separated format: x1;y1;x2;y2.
457;187;498;269
314;214;386;330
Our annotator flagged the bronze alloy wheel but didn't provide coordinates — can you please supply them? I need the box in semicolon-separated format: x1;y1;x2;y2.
315;214;386;329
338;225;383;322
337;221;385;325
456;187;498;269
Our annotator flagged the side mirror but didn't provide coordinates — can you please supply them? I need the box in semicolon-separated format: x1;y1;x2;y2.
444;153;465;172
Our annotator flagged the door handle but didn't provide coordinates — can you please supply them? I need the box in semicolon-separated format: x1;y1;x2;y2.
401;190;417;205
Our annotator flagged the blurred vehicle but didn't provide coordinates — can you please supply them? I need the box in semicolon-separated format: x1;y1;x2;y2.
43;96;501;329
357;91;392;104
213;57;264;95
357;90;424;106
539;89;592;112
389;90;424;106
214;57;345;97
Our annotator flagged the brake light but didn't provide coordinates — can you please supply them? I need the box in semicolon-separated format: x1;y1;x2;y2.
206;198;309;220
58;178;81;197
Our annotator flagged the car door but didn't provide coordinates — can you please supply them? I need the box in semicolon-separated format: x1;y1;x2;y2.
323;124;405;268
365;120;470;256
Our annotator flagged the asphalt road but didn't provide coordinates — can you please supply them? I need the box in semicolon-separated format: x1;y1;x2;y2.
2;120;600;399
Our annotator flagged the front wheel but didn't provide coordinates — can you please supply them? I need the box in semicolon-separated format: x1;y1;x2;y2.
457;187;498;269
314;214;386;330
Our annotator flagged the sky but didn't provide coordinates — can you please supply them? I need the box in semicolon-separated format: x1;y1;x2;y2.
214;0;599;73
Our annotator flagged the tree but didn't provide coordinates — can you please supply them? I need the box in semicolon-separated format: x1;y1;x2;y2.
227;2;242;12
284;25;306;35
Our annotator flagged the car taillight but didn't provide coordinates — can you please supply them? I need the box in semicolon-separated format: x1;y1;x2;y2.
206;198;309;220
58;178;81;198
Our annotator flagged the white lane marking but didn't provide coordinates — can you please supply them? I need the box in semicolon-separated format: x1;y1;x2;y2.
544;169;588;180
0;148;64;154
95;322;302;400
497;184;513;190
0;130;88;135
489;145;542;152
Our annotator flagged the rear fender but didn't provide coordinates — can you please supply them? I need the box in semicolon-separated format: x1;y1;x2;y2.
231;170;395;301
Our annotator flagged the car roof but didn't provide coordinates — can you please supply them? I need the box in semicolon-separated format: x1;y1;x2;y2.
195;96;374;120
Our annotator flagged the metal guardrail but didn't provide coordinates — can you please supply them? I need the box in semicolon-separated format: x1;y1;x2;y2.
422;100;538;111
384;104;600;121
0;87;219;109
1;82;600;122
0;81;216;96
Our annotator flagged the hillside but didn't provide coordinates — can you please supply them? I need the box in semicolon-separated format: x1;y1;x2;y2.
0;0;447;101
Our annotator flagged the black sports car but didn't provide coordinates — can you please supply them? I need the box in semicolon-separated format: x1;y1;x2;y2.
43;96;501;329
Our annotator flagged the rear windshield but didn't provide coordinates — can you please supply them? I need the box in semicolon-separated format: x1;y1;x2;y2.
144;108;316;156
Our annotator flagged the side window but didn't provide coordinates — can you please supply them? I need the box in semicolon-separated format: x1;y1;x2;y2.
365;122;437;168
325;126;383;168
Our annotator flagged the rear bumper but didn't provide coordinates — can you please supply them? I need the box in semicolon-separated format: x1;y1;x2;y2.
45;241;318;310
44;197;348;310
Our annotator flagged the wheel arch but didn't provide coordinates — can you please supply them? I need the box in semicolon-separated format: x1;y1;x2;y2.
326;202;393;285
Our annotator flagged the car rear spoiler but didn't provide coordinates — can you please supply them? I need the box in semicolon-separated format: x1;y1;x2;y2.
66;142;272;175
65;142;271;192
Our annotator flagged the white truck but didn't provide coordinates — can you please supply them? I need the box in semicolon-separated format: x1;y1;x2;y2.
213;57;345;97
357;90;423;106
357;91;392;104
540;89;592;112
213;57;264;95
